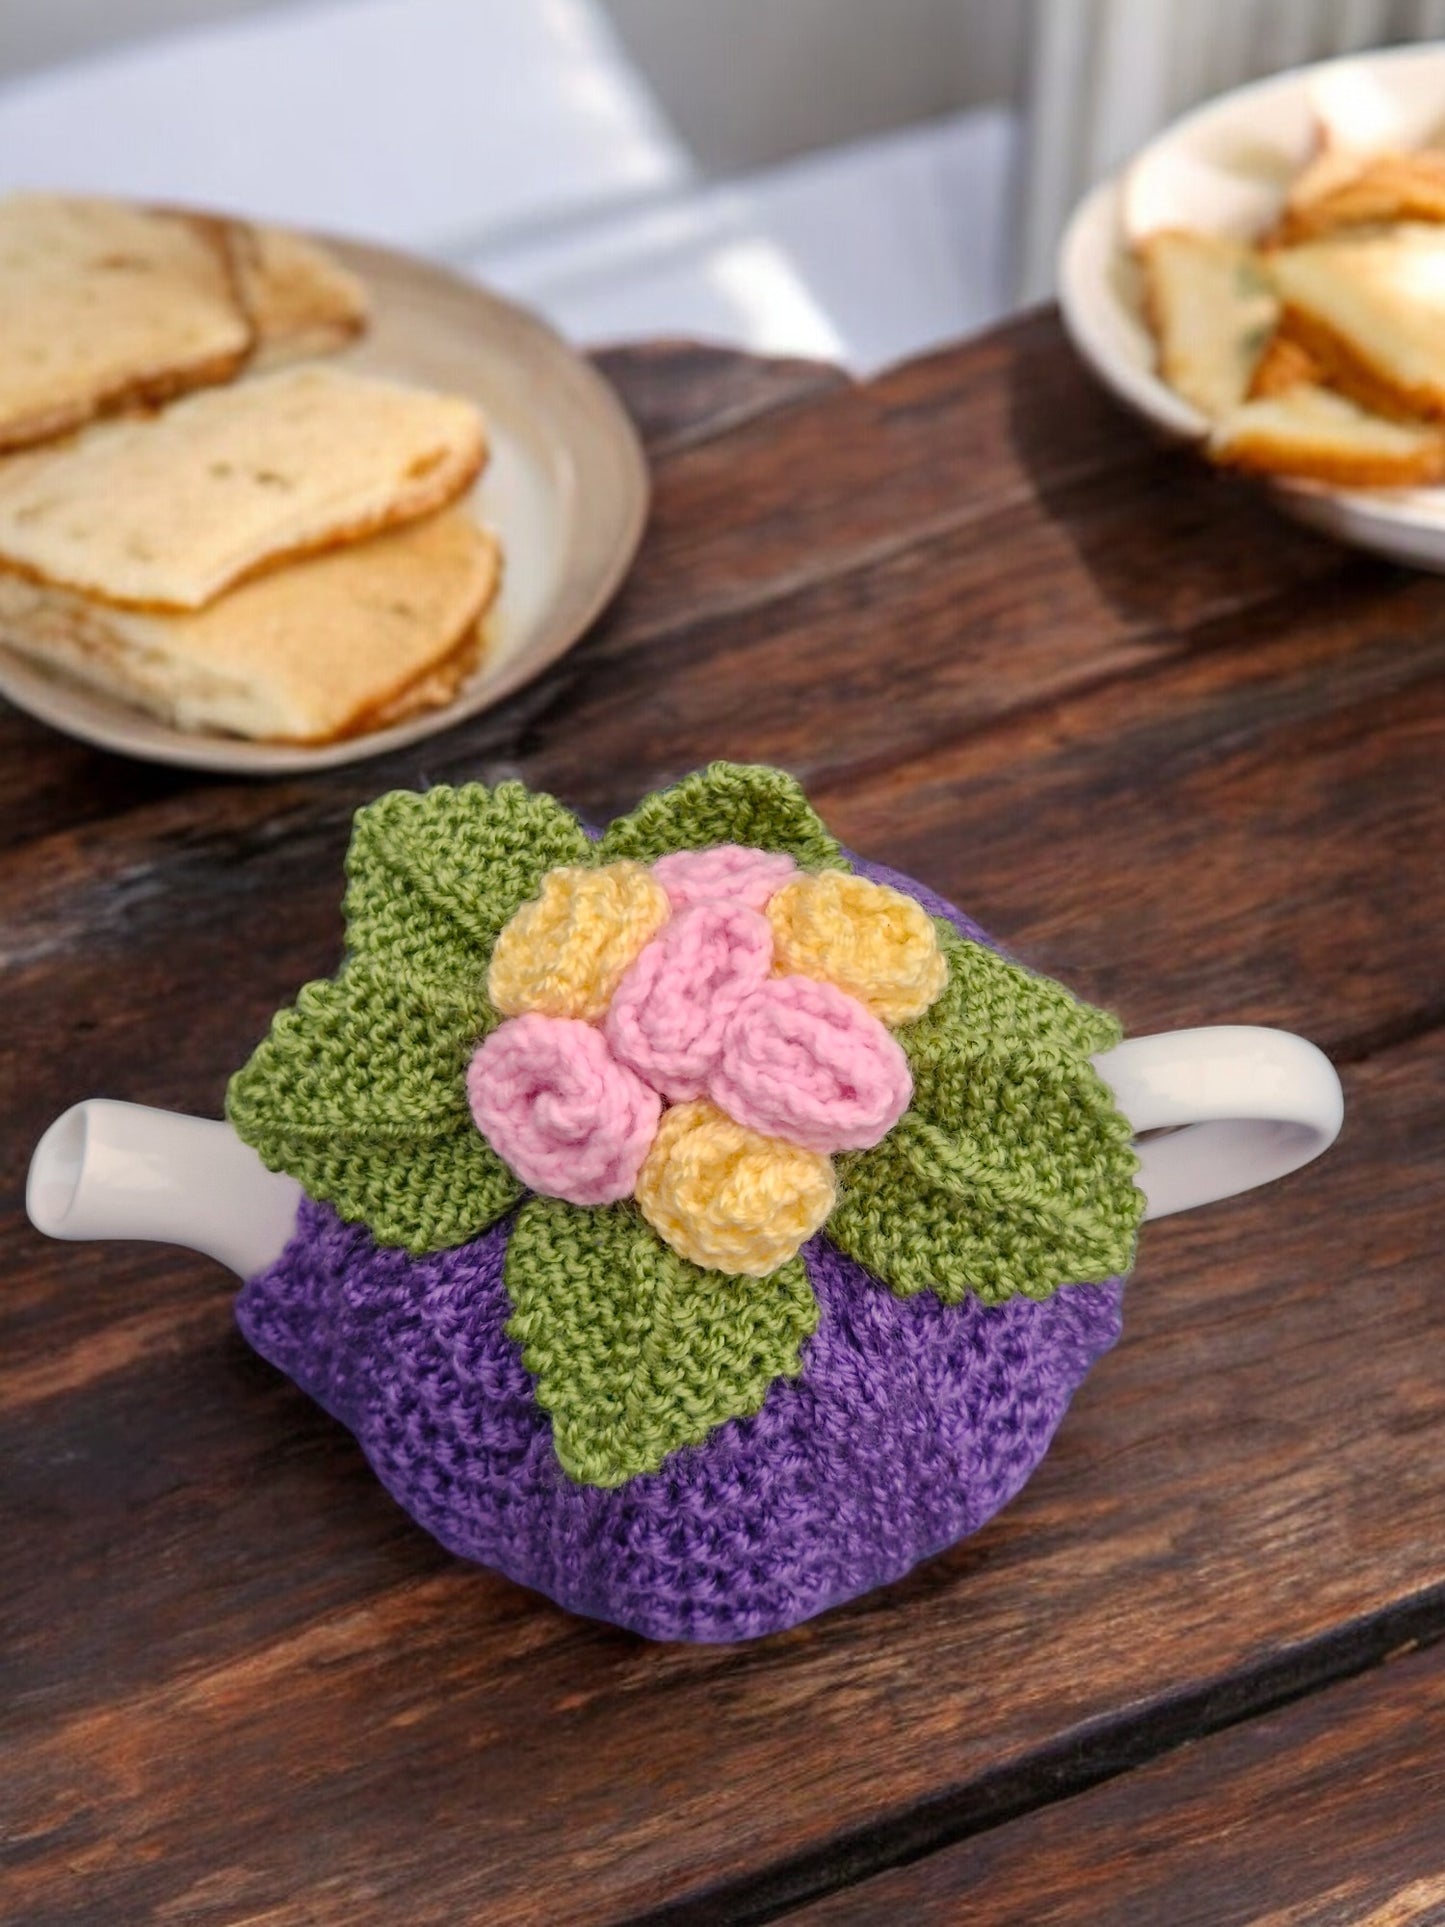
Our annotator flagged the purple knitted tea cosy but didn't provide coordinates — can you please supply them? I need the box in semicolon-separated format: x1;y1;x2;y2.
230;768;1142;1641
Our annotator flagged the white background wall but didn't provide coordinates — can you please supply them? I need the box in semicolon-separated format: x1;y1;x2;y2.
604;0;1026;169
0;0;1029;170
0;0;279;78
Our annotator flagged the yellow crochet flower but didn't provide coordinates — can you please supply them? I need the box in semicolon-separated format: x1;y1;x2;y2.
767;870;948;1026
635;1100;837;1277
488;860;670;1023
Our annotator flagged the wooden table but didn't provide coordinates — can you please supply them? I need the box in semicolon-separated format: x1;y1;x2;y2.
5;315;1444;1926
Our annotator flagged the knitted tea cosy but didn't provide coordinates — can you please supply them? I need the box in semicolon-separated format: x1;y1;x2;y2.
228;763;1144;1640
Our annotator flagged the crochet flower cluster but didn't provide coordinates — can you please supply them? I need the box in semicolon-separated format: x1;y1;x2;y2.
467;849;946;1275
227;764;1143;1489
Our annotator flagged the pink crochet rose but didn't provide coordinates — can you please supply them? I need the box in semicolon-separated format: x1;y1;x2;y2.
466;1014;661;1206
651;844;797;914
710;974;913;1154
605;902;773;1101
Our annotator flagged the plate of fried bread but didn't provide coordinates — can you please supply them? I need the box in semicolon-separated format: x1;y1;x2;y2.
1059;43;1445;570
0;193;648;769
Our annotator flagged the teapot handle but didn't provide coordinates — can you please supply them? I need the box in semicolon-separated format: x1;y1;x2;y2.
1091;1026;1343;1222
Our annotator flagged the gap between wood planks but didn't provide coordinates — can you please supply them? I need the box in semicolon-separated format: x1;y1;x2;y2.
635;1603;1445;1927
626;1595;1445;1927
685;1610;1445;1927
779;1639;1445;1926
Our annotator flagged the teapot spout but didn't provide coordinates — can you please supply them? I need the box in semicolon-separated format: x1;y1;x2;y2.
26;1100;302;1280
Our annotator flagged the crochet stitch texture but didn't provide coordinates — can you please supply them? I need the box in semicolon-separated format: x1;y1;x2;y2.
238;1199;1124;1641
471;845;934;1270
228;764;1144;1509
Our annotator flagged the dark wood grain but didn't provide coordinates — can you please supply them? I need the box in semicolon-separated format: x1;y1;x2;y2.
3;318;1444;1927
4;1031;1444;1927
591;340;848;455
0;316;1351;852
0;341;843;852
805;562;1445;1052
789;1640;1445;1927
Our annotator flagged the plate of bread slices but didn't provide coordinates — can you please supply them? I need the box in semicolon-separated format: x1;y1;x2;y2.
1059;43;1445;570
0;193;648;768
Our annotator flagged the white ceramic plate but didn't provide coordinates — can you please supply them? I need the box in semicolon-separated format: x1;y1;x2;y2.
0;231;649;771
1058;42;1445;571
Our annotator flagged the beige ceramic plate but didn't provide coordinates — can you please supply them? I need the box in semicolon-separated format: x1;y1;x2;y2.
0;231;649;771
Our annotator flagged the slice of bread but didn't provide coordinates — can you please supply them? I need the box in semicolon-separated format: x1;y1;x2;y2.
1210;384;1445;486
1246;329;1323;399
1281;141;1374;222
1138;230;1278;420
0;509;500;742
1267;224;1445;417
225;222;369;368
0;364;487;609
1266;138;1376;247
0;193;252;452
358;618;487;732
1269;150;1445;244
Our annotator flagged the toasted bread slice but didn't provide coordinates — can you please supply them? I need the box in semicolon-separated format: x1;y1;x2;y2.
1138;230;1278;420
1210;384;1445;486
0;192;252;453
1260;132;1375;247
353;618;487;733
1269;150;1445;244
0;509;499;742
1246;329;1323;399
1267;224;1445;417
0;364;487;609
225;222;369;367
1282;140;1373;219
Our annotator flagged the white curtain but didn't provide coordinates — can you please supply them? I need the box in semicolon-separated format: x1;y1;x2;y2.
1015;0;1445;301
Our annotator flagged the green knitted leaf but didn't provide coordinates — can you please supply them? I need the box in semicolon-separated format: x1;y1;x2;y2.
828;927;1143;1305
597;761;848;871
227;959;520;1254
343;780;592;982
505;1198;819;1486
